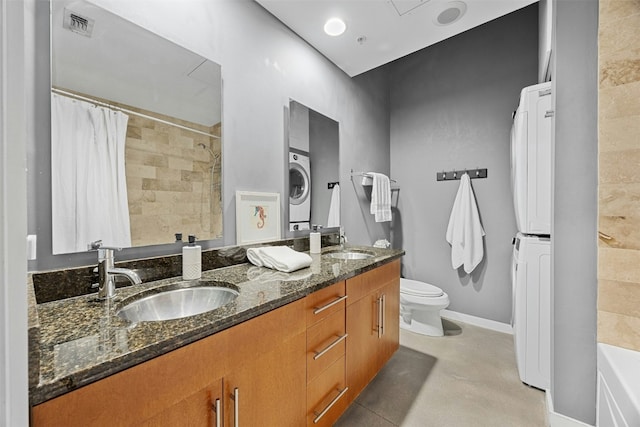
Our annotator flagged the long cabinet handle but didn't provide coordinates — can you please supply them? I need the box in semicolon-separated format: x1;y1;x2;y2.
211;398;221;427
313;295;347;314
377;296;383;338
313;334;348;360
231;387;239;427
381;293;386;338
313;387;349;424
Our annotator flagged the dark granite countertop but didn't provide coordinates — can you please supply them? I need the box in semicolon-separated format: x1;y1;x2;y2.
29;245;403;406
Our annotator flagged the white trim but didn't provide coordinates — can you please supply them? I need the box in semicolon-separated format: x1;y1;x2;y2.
0;0;30;424
546;391;595;427
441;309;513;335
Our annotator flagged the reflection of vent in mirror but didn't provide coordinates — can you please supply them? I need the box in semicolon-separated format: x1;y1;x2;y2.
63;8;94;37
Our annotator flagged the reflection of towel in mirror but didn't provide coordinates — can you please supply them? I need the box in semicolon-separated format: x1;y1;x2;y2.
369;173;392;222
445;173;485;274
246;246;312;273
327;184;340;227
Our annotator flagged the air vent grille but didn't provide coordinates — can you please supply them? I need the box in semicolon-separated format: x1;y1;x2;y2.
63;8;94;37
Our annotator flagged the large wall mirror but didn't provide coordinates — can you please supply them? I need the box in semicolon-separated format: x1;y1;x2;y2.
287;100;339;233
50;0;222;254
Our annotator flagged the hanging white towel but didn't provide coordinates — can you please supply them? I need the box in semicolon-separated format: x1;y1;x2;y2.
246;246;312;273
445;173;485;274
368;173;392;222
327;184;341;227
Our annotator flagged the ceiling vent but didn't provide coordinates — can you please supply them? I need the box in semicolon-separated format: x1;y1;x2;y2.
63;8;95;37
390;0;431;16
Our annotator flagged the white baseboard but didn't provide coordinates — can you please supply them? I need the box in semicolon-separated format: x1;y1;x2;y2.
441;309;513;335
546;391;595;427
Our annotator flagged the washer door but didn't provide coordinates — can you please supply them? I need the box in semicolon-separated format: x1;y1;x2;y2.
289;162;310;205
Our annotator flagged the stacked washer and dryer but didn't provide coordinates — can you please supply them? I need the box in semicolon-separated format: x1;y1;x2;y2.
510;82;553;391
289;151;312;231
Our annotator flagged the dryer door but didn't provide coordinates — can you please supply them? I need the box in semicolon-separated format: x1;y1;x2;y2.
289;162;310;205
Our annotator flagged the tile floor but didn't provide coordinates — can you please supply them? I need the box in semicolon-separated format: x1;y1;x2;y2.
335;319;547;426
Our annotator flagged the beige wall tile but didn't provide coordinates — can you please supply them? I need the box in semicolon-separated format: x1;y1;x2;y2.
599;115;640;152
599;8;640;58
599;247;640;283
599;149;640;183
598;310;640;352
600;59;640;87
598;279;640;317
599;80;640;119
599;216;640;250
599;183;640;216
599;0;640;26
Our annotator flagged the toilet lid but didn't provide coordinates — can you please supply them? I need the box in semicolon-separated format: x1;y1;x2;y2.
400;279;444;297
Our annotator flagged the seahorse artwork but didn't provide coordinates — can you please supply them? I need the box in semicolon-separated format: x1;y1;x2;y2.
254;205;267;229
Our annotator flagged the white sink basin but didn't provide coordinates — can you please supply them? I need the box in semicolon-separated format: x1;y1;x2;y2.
328;251;374;260
117;285;239;323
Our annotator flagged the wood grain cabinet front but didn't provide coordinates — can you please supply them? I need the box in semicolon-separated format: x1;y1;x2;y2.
345;259;400;402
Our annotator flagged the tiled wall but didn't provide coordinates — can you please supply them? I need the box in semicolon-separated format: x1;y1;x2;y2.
124;111;222;246
597;0;640;351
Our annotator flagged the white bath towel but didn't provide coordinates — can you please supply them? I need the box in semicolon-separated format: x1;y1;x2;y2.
369;173;392;222
445;173;485;274
246;246;312;273
327;184;341;227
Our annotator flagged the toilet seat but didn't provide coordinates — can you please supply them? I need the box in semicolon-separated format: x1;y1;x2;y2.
400;278;444;297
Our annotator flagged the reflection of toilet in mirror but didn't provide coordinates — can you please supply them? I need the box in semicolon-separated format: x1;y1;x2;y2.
289;151;311;231
400;278;450;337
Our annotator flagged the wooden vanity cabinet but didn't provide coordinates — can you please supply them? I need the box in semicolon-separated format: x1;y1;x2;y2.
345;259;400;402
31;299;306;427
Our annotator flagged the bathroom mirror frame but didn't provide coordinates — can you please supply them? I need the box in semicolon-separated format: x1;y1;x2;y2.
33;0;224;269
285;99;340;238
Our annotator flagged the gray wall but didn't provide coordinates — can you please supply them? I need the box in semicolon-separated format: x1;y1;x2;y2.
29;0;390;270
388;5;538;323
551;0;598;423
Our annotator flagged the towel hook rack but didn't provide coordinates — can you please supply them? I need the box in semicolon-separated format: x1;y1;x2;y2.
437;168;487;181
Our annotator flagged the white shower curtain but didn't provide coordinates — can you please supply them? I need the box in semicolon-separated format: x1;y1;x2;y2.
51;93;132;254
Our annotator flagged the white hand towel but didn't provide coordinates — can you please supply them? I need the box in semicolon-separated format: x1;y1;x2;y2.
369;173;392;222
247;246;312;273
445;173;485;274
327;184;341;227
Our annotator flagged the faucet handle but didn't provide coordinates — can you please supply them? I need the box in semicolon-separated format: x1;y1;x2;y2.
89;240;122;252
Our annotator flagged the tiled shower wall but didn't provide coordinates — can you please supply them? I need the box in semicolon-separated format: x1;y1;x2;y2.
124;111;222;247
597;0;640;351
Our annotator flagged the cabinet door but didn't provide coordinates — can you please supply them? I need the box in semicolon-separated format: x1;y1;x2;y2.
346;291;381;401
378;279;400;367
31;331;228;427
225;299;307;427
139;379;224;427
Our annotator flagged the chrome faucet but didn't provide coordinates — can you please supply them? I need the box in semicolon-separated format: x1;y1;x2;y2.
90;240;142;299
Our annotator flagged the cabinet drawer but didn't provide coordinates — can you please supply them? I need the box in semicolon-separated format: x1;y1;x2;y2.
307;309;346;383
346;260;400;304
305;281;346;326
306;355;348;427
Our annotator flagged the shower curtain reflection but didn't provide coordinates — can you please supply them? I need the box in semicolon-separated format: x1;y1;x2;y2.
51;93;132;254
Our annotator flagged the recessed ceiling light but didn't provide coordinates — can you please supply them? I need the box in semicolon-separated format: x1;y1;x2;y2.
324;17;346;36
434;1;467;26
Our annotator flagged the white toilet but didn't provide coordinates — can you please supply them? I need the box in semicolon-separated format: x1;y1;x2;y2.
399;278;450;337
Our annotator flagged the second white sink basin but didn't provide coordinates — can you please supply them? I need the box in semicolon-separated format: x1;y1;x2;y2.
117;285;239;323
328;251;374;260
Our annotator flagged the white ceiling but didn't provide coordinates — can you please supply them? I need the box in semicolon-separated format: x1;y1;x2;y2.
255;0;538;77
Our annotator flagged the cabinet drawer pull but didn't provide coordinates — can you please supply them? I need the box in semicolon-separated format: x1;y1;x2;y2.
313;334;348;360
211;398;221;427
313;387;349;424
231;387;239;427
377;296;383;338
381;293;386;337
313;295;347;314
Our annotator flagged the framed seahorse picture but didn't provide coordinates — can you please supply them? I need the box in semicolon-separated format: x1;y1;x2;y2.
235;191;281;245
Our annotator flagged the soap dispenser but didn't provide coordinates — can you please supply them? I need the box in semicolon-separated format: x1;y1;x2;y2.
182;235;202;280
310;225;321;254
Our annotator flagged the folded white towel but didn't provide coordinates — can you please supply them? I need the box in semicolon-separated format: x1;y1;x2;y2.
327;184;341;227
369;173;392;222
246;246;312;273
445;173;485;274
